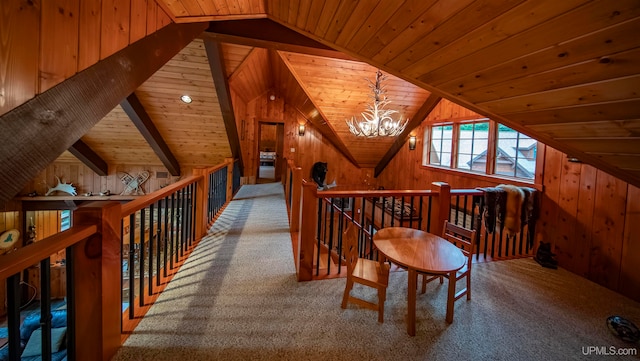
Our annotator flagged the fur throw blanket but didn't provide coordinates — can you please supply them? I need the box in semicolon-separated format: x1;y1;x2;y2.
496;184;525;237
477;185;539;241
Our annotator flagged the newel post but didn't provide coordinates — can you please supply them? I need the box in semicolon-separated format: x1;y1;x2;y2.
192;168;208;240
290;167;302;233
72;201;121;361
431;182;451;236
225;158;234;201
298;182;318;281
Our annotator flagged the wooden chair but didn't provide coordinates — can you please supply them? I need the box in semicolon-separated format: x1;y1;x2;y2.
341;223;390;323
421;221;476;304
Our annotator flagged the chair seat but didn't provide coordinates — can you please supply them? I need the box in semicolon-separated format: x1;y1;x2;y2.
352;258;389;286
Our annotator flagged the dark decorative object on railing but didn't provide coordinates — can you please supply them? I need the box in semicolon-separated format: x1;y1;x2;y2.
311;162;327;189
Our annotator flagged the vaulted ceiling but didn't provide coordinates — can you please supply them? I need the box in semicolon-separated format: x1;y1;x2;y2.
61;0;640;187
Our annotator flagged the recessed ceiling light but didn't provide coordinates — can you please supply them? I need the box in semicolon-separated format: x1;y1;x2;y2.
180;95;192;104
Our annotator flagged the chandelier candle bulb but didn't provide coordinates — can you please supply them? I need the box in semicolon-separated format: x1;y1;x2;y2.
346;70;408;137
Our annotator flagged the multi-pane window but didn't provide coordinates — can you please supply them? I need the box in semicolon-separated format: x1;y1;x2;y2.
423;120;538;181
428;125;453;167
456;122;489;172
495;125;537;179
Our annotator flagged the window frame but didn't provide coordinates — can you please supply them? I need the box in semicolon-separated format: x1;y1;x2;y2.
422;118;541;185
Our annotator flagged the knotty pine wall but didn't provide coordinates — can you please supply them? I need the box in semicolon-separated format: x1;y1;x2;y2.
19;161;184;197
378;100;640;302
233;93;374;186
285;106;375;188
1;0;171;116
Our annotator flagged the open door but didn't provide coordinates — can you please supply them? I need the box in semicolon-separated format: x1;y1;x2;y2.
257;122;284;183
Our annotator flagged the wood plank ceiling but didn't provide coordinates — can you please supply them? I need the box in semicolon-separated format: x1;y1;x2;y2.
74;0;640;187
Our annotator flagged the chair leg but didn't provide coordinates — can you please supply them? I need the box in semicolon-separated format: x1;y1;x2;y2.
341;279;353;309
466;274;471;300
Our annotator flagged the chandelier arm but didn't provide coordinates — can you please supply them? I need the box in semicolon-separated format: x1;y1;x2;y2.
346;70;407;137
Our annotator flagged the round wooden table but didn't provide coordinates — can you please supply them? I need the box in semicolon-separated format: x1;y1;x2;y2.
373;227;466;336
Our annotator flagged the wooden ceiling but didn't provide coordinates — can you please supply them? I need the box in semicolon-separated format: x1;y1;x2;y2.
74;0;640;187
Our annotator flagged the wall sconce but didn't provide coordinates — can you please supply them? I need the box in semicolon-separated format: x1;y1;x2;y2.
298;124;306;136
408;135;416;150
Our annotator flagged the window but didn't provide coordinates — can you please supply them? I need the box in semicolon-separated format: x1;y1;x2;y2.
422;119;539;181
456;121;489;172
428;124;453;167
60;210;71;231
495;125;537;179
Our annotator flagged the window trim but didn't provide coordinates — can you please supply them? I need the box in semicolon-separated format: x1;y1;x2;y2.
423;118;541;185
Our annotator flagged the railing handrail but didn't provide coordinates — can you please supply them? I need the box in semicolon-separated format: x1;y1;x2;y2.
121;175;202;218
317;189;437;198
451;189;484;196
0;224;97;279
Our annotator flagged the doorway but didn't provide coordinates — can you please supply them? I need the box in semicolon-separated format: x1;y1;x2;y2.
257;122;284;183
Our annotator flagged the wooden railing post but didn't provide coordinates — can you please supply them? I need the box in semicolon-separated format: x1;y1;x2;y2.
284;162;291;204
192;168;208;240
72;201;121;361
431;182;451;236
298;182;317;281
225;158;234;202
290;167;303;233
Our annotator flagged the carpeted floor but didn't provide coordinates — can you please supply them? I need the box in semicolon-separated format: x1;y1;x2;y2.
112;183;640;361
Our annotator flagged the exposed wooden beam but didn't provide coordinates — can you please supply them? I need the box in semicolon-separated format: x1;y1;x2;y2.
200;19;356;60
204;39;244;173
375;94;442;177
68;139;108;176
0;22;207;205
121;93;181;176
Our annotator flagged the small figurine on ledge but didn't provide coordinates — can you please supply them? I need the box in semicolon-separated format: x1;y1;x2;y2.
45;176;77;196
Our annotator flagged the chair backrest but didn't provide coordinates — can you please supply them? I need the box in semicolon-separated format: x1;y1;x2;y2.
343;223;360;273
442;221;476;265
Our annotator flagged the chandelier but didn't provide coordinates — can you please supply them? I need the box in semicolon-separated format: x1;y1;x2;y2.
346;70;408;137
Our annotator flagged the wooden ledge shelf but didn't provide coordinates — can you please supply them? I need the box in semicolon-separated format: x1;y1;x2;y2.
17;195;140;201
16;195;140;210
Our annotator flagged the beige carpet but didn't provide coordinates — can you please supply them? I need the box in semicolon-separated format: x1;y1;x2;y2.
112;183;640;361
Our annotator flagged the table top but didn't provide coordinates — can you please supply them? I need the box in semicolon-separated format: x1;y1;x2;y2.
373;227;465;274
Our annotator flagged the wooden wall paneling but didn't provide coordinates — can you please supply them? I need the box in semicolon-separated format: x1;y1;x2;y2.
39;0;80;92
157;4;173;28
130;0;148;43
312;0;341;39
180;0;205;16
0;0;39;116
574;163;597;277
588;171;627;289
537;147;563;251
620;185;640;301
146;0;158;34
554;153;583;271
101;0;131;59
78;0;102;71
